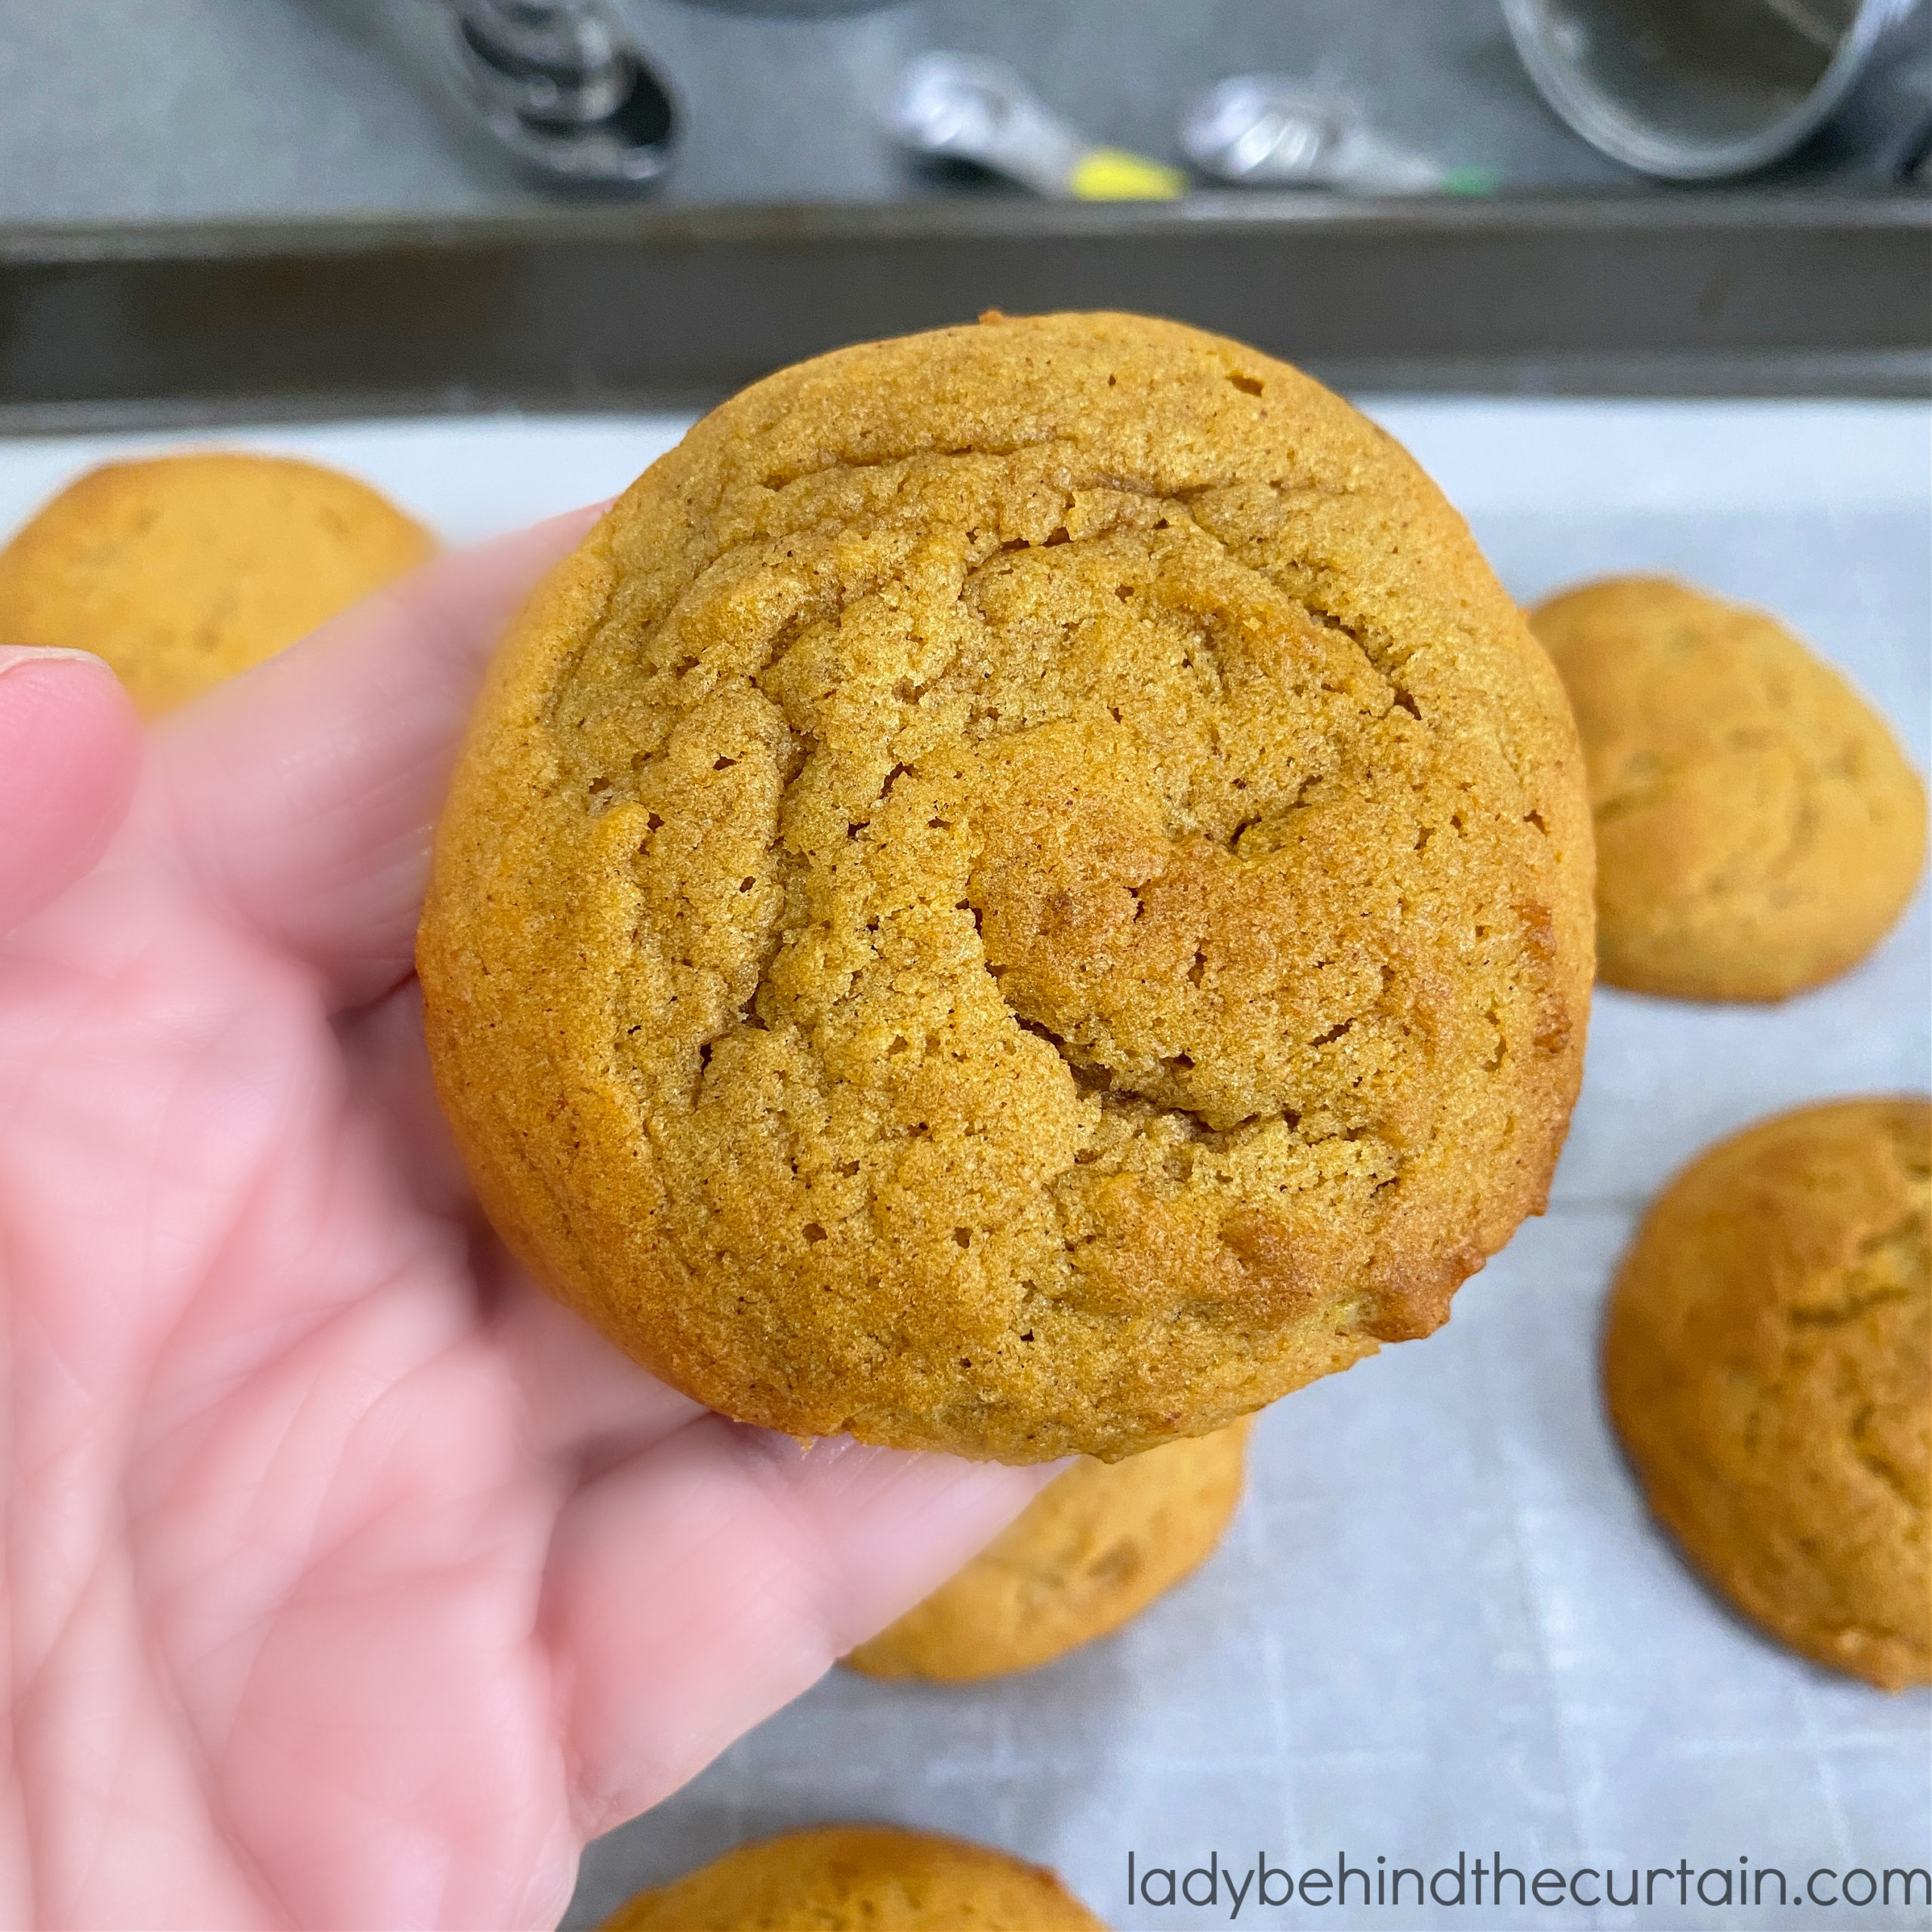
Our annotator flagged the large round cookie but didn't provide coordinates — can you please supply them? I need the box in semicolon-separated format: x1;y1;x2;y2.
1605;1097;1930;1690
420;310;1593;1462
0;451;435;716
846;1418;1251;1681
1531;576;1926;1001
597;1824;1108;1930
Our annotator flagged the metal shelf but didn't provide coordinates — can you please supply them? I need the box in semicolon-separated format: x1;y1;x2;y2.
3;191;1926;429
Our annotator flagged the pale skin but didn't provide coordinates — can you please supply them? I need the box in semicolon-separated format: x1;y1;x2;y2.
0;509;1052;1931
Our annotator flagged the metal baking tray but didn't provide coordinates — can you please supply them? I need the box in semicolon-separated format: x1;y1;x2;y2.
2;191;1927;433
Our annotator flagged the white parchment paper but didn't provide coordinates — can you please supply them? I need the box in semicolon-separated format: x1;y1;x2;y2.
4;398;1924;1932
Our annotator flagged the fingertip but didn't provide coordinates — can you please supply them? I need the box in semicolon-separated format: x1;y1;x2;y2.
0;645;119;675
545;1420;1063;1833
0;646;142;933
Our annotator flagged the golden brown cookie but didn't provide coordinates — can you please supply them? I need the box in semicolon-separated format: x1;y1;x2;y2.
596;1824;1108;1930
1531;576;1926;1001
0;451;435;716
420;309;1593;1462
1605;1097;1930;1690
846;1418;1251;1681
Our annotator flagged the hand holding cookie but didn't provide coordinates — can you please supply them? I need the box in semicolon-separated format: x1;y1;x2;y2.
0;513;1051;1930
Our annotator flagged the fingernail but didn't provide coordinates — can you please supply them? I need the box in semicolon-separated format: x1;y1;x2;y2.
0;645;114;679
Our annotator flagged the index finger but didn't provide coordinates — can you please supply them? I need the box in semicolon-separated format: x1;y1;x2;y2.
136;505;607;1011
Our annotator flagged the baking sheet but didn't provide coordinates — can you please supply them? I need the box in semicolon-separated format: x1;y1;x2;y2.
3;398;1925;1931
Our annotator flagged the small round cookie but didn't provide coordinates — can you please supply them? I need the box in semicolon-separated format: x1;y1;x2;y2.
420;309;1593;1462
596;1824;1108;1930
1531;576;1926;1001
1605;1097;1930;1690
0;452;435;716
846;1418;1251;1681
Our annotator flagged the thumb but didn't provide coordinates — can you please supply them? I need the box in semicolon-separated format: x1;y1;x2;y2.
0;648;141;935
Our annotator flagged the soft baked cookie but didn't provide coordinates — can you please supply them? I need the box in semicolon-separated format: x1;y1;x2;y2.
1530;576;1926;1001
846;1418;1251;1681
420;309;1593;1462
0;451;435;716
597;1824;1108;1930
1605;1097;1930;1690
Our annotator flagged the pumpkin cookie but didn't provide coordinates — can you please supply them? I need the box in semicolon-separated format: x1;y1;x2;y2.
596;1824;1107;1930
420;310;1592;1462
1605;1097;1930;1690
0;451;435;716
847;1419;1251;1681
1531;576;1925;1001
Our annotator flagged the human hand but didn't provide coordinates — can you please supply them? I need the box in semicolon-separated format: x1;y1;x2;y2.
0;512;1051;1930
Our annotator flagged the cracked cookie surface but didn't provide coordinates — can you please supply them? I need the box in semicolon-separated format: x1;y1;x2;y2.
0;451;434;717
1606;1097;1931;1690
419;310;1592;1460
844;1419;1250;1680
1531;575;1926;1001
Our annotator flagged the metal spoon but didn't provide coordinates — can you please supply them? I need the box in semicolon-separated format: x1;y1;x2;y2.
1181;74;1471;192
888;52;1186;199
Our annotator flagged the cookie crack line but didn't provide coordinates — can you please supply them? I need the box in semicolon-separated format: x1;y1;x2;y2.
750;438;1043;495
581;463;1414;804
1783;1293;1913;1331
743;429;1361;509
1847;1417;1927;1518
630;509;1423;1074
1009;1014;1278;1146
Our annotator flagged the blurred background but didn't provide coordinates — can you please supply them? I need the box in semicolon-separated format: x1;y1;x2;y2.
2;0;1927;421
5;0;1930;217
3;1;1640;219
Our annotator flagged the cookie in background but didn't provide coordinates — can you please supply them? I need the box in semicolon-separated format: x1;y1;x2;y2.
1531;576;1926;1001
847;1420;1251;1682
0;451;435;717
596;1823;1108;1930
1605;1096;1930;1691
